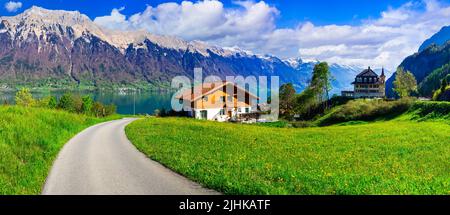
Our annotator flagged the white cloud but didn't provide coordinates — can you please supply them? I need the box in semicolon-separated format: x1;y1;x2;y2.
94;0;450;75
4;1;22;12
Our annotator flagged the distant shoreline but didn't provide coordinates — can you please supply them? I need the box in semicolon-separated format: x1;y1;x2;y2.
0;86;175;93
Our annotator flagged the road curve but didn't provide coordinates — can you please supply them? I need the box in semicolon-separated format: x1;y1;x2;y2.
42;118;218;195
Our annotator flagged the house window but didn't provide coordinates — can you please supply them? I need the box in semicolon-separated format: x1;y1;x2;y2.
200;110;207;119
220;109;225;115
245;108;249;113
203;96;208;102
227;96;233;102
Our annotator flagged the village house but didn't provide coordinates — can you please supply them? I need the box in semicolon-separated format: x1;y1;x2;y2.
176;81;259;122
342;66;386;99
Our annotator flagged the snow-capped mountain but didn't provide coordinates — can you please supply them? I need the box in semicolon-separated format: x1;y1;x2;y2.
283;57;365;94
0;6;360;93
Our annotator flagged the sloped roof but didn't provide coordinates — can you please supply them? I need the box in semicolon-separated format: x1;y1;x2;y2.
175;81;259;102
356;67;379;77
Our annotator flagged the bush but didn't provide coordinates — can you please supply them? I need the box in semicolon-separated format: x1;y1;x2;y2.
48;96;57;109
317;98;415;126
72;95;83;114
433;86;450;101
295;95;353;121
57;93;75;111
15;88;35;107
12;91;115;118
91;102;104;117
57;93;83;113
36;96;57;109
91;102;116;117
409;101;450;120
104;104;117;117
81;95;94;114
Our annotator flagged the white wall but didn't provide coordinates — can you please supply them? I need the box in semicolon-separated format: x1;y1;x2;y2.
194;108;222;120
193;107;253;121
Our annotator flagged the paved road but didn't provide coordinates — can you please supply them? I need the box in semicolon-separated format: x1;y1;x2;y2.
42;118;218;195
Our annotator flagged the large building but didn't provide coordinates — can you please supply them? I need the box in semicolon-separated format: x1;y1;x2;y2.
351;67;386;98
176;81;259;122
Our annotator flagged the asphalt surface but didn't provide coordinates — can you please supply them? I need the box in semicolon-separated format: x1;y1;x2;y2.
42;118;218;195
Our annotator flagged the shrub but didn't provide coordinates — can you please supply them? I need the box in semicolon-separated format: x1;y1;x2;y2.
57;93;75;111
36;96;57;109
81;95;94;114
409;101;450;120
90;102;116;117
15;88;35;107
48;96;57;109
57;93;82;113
295;95;353;121
104;104;117;116
91;102;104;117
72;95;83;114
433;86;450;101
318;98;414;126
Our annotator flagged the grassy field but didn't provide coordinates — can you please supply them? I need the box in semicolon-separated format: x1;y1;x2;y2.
126;117;450;195
0;106;121;194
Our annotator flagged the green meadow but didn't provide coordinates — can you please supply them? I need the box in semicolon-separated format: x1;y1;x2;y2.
126;108;450;195
0;106;121;194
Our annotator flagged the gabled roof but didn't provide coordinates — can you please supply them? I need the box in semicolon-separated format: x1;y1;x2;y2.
356;67;379;77
175;81;259;102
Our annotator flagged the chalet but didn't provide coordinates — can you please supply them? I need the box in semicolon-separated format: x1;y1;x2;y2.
344;67;386;99
176;81;259;122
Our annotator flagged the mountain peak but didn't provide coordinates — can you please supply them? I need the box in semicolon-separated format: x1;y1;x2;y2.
1;6;110;45
418;25;450;52
17;6;91;26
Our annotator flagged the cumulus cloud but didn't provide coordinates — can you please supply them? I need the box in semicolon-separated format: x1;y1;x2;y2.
94;0;450;75
4;1;22;12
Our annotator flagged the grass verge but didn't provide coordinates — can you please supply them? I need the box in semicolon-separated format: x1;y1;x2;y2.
126;117;450;195
0;105;121;194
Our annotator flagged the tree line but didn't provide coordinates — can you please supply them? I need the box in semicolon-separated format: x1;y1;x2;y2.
13;88;116;117
279;62;423;121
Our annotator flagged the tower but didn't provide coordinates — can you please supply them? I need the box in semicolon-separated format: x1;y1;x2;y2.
380;67;386;97
380;67;386;84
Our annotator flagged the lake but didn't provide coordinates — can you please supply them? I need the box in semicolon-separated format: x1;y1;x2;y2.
0;90;174;115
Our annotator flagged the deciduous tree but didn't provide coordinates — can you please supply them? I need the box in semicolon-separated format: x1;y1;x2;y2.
393;68;417;98
15;88;35;107
279;83;296;118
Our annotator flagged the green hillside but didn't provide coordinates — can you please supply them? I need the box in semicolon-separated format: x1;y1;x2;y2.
125;103;450;195
419;63;450;96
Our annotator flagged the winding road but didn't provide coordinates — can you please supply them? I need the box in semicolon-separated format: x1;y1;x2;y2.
42;118;217;195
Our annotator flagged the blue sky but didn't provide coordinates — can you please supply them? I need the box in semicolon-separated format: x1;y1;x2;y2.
1;0;450;72
0;0;422;26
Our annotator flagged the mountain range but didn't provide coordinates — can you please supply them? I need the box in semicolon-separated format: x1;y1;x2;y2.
386;25;450;98
0;6;362;93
